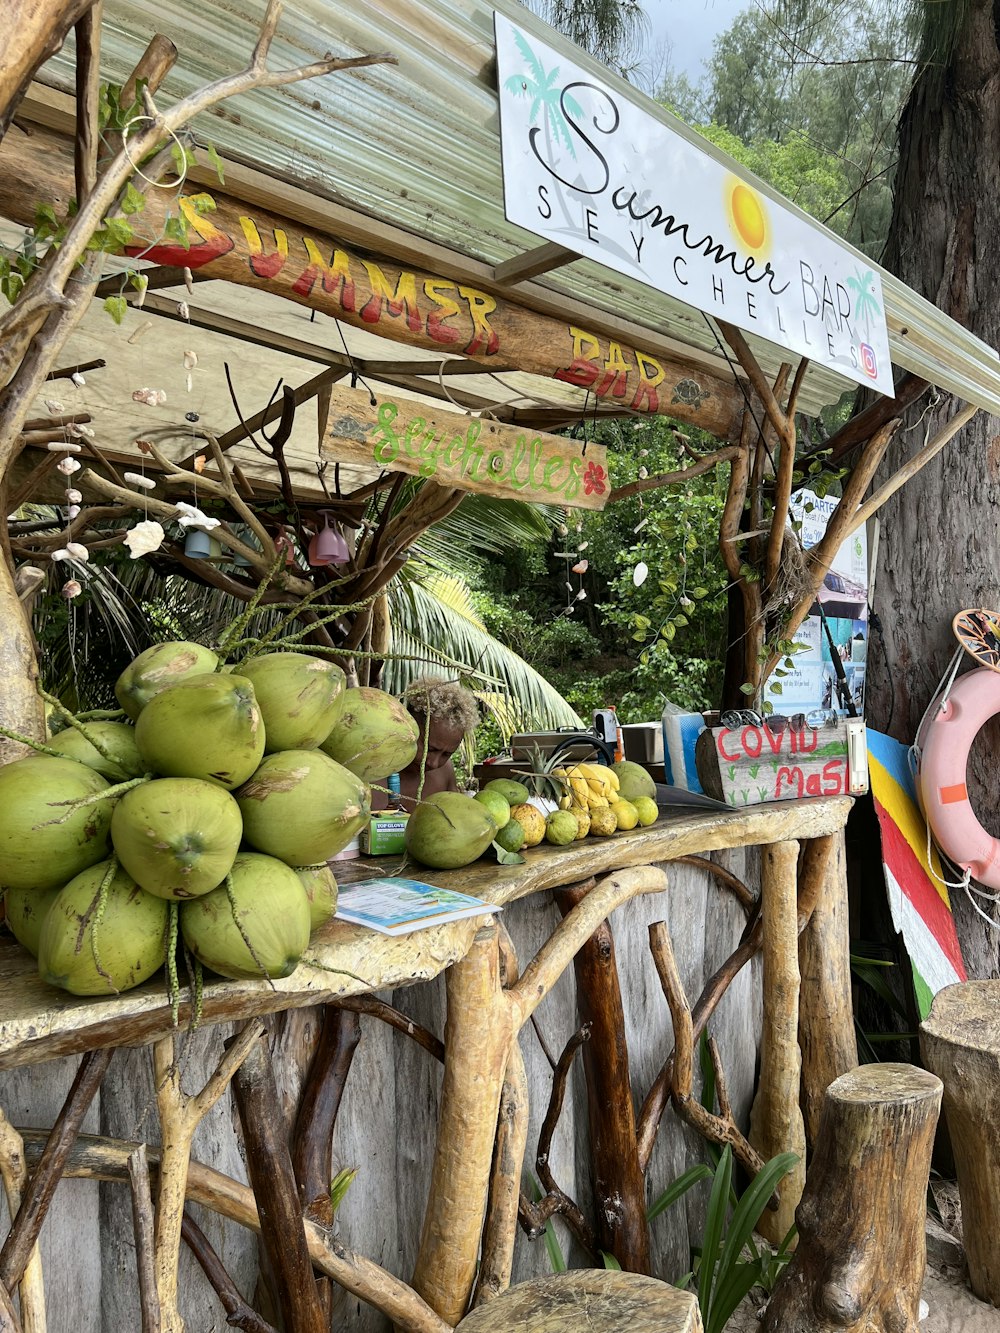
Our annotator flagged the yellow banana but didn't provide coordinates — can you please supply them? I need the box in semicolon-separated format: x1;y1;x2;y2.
588;793;609;809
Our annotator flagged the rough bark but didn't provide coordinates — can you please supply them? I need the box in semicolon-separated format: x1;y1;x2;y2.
762;1063;941;1333
920;980;1000;1305
871;0;1000;977
455;1270;702;1333
554;886;650;1275
748;840;806;1245
0;551;44;761
0;0;96;136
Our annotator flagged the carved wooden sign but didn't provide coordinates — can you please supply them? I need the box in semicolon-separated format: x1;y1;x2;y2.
696;718;862;807
0;127;743;441
320;385;610;509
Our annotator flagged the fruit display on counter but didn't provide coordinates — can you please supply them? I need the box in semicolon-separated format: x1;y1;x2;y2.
0;642;432;998
0;637;662;1001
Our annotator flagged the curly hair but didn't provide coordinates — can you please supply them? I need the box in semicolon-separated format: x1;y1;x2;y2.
402;676;479;734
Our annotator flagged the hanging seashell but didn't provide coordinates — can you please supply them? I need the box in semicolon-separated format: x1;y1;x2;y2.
70;423;95;439
193;454;207;475
47;441;82;453
174;502;220;532
575;588;588;602
123;472;156;491
128;319;154;344
572;559;589;575
67;505;81;519
183;350;198;370
183;267;194;294
564;582;574;593
578;541;589;552
57;457;82;475
65;489;82;504
557;524;569;537
51;549;70;561
638;467;648;479
633;562;649;587
177;301;190;321
71;372;86;388
61;580;82;599
44;399;64;416
65;542;90;562
123;519;165;559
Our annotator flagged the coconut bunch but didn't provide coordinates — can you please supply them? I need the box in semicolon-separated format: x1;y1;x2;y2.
0;643;423;999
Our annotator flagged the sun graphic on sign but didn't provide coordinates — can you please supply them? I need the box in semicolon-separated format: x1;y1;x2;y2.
724;176;770;259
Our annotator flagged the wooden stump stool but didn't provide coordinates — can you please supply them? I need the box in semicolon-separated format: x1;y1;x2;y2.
921;980;1000;1305
457;1271;702;1333
762;1063;942;1332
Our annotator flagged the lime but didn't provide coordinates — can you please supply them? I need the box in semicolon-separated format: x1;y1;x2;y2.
495;820;526;853
545;809;578;847
475;789;511;829
633;796;658;827
611;799;639;831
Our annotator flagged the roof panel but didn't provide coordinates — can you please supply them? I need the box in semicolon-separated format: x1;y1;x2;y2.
38;0;1000;417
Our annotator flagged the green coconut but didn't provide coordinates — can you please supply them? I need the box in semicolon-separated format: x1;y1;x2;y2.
48;721;144;782
111;777;243;900
115;641;220;720
4;883;62;957
0;756;114;892
237;750;370;865
405;792;498;870
294;864;338;931
320;687;419;783
180;851;310;980
239;652;346;753
38;860;168;996
135;674;265;789
612;760;657;804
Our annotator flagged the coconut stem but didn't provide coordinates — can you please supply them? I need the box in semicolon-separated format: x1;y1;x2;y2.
166;904;181;1026
37;688;121;766
75;708;127;722
224;871;277;990
298;957;371;987
88;859;119;994
0;726;66;758
39;775;150;826
214;553;284;658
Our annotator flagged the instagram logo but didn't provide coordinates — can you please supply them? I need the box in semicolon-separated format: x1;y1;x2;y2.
860;343;878;379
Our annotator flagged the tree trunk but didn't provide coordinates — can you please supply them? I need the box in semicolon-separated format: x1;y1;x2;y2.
762;1063;942;1333
872;0;1000;977
0;538;44;762
0;0;97;136
920;979;1000;1305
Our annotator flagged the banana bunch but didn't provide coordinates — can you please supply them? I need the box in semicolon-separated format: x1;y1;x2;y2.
552;762;619;811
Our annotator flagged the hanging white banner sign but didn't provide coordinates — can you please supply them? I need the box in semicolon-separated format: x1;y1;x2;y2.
494;14;894;397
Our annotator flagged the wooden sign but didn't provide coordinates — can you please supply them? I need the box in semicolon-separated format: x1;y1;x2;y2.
0;126;742;440
695;718;867;808
320;385;610;509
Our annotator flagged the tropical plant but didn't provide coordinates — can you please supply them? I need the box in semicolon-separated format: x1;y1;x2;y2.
523;0;648;73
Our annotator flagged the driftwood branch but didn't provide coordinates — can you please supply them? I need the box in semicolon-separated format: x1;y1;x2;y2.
0;1046;112;1290
649;920;768;1182
153;1021;264;1333
0;1111;43;1333
230;1031;326;1333
608;444;740;503
474;1040;530;1307
182;1212;277;1333
128;1144;162;1333
21;1132;452;1333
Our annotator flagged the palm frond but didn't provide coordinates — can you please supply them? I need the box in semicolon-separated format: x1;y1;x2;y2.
412;492;557;572
385;569;582;732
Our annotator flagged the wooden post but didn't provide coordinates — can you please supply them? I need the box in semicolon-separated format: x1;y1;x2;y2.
555;886;650;1274
749;840;806;1245
920;980;1000;1306
762;1063;941;1333
797;833;857;1146
229;1031;327;1333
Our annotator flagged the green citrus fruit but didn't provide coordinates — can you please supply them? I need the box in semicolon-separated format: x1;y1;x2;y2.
611;799;640;832
494;819;526;853
475;789;511;829
633;796;658;827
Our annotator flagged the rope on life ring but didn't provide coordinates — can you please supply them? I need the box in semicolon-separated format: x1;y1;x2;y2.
916;666;1000;891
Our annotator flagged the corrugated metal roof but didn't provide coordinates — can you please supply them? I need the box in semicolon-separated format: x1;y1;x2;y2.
39;0;1000;417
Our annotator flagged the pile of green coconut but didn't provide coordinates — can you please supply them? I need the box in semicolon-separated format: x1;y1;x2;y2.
0;643;424;998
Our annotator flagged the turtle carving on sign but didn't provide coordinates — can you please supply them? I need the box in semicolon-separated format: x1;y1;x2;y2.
671;378;711;410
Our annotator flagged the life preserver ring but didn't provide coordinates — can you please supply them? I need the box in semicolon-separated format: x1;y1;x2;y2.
916;666;1000;889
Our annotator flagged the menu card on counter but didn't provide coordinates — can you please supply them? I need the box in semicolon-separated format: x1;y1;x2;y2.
335;877;502;937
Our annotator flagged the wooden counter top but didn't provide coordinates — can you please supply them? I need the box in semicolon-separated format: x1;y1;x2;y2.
0;795;852;1070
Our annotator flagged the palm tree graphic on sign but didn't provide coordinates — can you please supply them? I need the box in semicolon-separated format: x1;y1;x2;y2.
846;267;882;335
504;29;583;159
